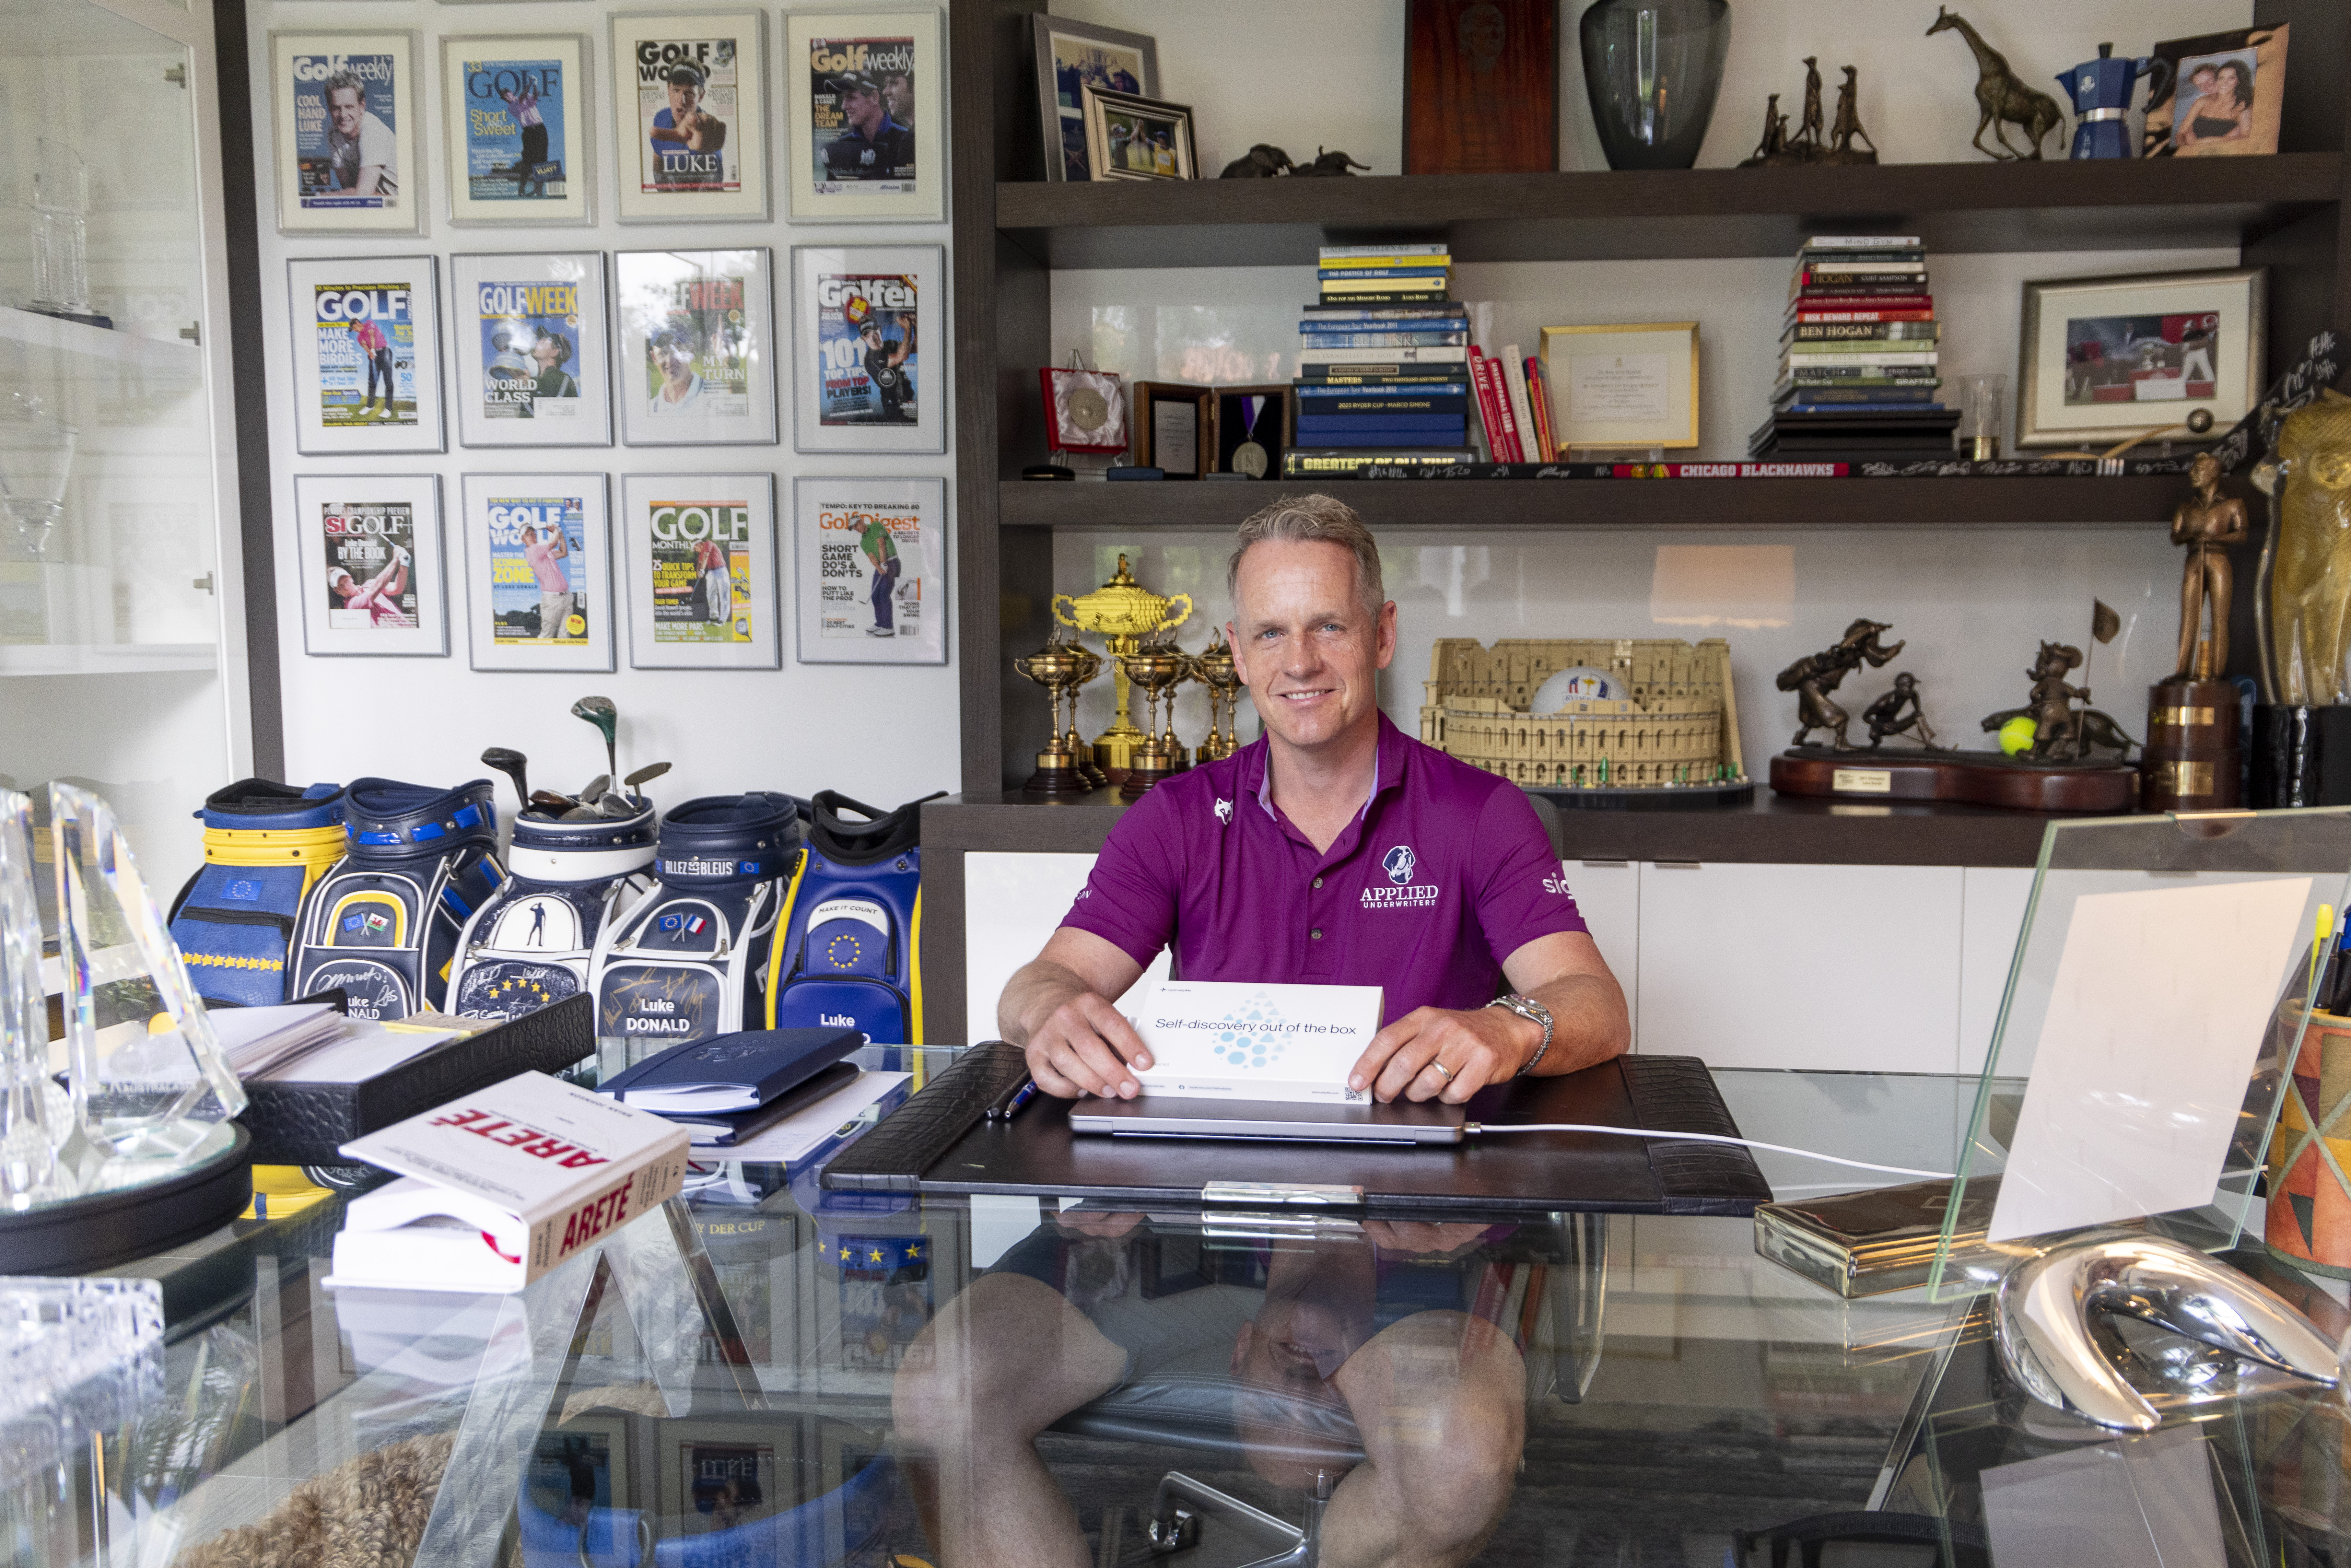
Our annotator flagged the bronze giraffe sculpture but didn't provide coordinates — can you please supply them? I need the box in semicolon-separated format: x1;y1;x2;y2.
1927;7;2064;160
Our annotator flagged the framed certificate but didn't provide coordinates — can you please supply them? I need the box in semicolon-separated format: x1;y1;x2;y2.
450;252;612;449
293;473;447;658
270;31;424;235
287;256;445;456
790;243;942;454
618;473;780;669
615;247;777;447
782;8;943;222
440;35;593;227
792;475;945;664
460;474;614;673
609;10;770;223
1538;322;1700;452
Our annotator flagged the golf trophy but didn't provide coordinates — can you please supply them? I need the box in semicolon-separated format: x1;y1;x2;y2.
1053;554;1193;781
1014;628;1100;794
1117;631;1195;797
1193;630;1247;762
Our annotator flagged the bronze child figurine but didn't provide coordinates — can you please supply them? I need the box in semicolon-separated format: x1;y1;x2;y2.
1981;641;2139;760
1863;672;1942;749
1776;618;1905;751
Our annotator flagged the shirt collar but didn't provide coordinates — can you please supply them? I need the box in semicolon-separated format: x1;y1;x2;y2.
1249;713;1406;823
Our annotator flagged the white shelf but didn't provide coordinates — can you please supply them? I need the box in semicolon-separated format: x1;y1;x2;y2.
0;307;203;373
0;642;215;676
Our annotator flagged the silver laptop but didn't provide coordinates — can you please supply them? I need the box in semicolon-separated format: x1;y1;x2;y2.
1068;1095;1468;1145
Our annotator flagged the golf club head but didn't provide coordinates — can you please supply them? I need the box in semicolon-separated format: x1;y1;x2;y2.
573;694;620;782
595;791;639;818
480;747;530;808
624;761;672;790
559;804;605;821
577;774;610;806
528;789;578;815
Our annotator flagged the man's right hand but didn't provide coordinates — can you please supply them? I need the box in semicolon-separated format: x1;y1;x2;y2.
1024;990;1152;1099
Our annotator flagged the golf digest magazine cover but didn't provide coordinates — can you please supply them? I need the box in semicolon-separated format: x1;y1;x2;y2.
813;272;916;426
459;54;568;205
793;476;944;665
316;280;417;427
487;495;588;645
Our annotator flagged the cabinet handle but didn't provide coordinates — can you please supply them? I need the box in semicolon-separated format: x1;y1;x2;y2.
1579;859;1629;868
1653;860;1703;870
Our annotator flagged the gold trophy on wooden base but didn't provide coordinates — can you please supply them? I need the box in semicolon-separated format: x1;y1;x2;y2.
1013;628;1100;794
1053;554;1192;781
1118;632;1195;797
1192;629;1246;762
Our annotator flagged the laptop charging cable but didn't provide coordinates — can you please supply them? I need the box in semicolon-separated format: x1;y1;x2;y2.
1462;1123;1956;1181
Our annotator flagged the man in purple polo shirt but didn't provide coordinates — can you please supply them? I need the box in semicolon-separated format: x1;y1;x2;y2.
1001;494;1627;1101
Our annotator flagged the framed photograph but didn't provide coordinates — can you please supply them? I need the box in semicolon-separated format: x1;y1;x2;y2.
609;11;769;222
791;244;942;454
793;475;945;664
461;473;613;672
1030;15;1158;182
1404;0;1555;175
2018;268;2267;450
293;473;447;658
783;8;942;222
524;1422;631;1550
660;1425;777;1541
1538;322;1699;452
270;32;423;235
1132;382;1210;477
2142;25;2289;158
1081;87;1196;181
615;248;777;447
619;473;778;669
451;252;611;448
1212;385;1293;477
288;256;445;456
441;35;592;226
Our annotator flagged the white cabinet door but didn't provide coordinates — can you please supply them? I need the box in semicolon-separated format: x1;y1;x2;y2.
1959;867;2038;1077
1562;860;1639;1042
1635;861;1964;1073
963;852;1166;1044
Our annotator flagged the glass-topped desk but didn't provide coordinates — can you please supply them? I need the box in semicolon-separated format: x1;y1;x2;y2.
63;1061;2351;1565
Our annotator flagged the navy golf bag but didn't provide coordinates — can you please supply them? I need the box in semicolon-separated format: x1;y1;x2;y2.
588;793;803;1049
288;778;504;1020
764;791;931;1044
167;779;347;1009
446;799;658;1023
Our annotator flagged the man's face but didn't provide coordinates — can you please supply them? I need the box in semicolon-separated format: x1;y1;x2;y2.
883;74;912;121
667;79;700;119
2192;452;2220;486
860;323;883;351
656;337;693;382
329;86;363;138
845;83;883;134
532;338;561;370
2192;66;2218;97
1228;538;1395;755
521;527;537;546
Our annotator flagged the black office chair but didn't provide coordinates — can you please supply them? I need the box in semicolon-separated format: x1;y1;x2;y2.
1044;1213;1608;1568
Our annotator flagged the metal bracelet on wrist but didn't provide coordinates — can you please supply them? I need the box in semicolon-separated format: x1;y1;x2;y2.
1487;993;1555;1077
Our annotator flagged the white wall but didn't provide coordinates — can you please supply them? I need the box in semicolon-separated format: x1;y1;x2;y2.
251;0;960;811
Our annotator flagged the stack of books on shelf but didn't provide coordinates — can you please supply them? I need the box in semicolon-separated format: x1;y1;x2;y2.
1750;235;1959;460
1284;243;1472;474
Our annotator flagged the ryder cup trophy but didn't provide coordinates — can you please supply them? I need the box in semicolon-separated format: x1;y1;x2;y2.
1118;632;1195;797
1053;554;1193;781
1013;628;1096;794
1193;629;1246;762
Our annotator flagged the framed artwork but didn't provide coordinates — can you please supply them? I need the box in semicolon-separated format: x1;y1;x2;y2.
2142;25;2289;158
287;256;445;456
293;473;447;658
1029;15;1157;181
614;248;777;447
1132;382;1210;477
460;472;613;672
1081;86;1196;181
440;35;592;226
2018;268;2266;449
524;1422;631;1552
660;1425;777;1542
1403;0;1555;175
793;475;945;664
270;32;423;235
609;11;769;222
451;251;612;448
618;473;779;669
791;243;942;453
783;8;943;221
1538;322;1699;451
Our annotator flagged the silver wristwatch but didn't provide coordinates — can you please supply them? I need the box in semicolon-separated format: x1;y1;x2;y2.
1487;993;1555;1077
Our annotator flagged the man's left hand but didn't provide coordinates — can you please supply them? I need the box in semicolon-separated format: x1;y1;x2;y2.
1349;1004;1535;1104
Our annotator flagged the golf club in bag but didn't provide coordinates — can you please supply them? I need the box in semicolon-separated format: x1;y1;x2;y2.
765;790;942;1044
588;792;805;1052
288;778;504;1019
166;779;347;1008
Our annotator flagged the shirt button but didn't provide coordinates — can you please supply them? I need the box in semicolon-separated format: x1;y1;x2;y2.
1312;876;1323;889
1310;927;1324;941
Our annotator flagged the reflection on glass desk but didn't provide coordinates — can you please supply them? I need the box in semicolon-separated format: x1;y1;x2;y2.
58;1059;2351;1565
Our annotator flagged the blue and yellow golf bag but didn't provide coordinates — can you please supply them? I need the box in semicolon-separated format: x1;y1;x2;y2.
167;779;347;1008
765;791;931;1045
588;793;803;1048
446;799;658;1023
288;778;503;1020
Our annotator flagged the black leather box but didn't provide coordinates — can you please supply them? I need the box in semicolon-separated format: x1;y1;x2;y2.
235;993;594;1166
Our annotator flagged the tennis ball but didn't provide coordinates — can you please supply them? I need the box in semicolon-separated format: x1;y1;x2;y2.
1999;716;2038;756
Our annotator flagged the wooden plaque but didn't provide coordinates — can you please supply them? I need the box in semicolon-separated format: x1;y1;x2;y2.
1769;750;2140;813
1404;0;1559;175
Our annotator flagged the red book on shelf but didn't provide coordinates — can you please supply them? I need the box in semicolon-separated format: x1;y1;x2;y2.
1469;348;1519;462
1791;310;1937;323
1789;296;1934;310
1523;356;1558;461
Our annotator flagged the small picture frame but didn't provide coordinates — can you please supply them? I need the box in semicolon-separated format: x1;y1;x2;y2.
783;8;943;222
270;31;424;235
618;473;779;669
1029;15;1158;182
451;251;612;448
460;472;614;672
661;1428;777;1543
609;10;770;223
2142;24;2289;158
1538;322;1700;451
1081;86;1196;181
288;256;445;456
1212;385;1292;477
1403;0;1556;175
791;244;943;454
793;474;945;664
440;34;593;226
1039;363;1126;456
293;473;447;657
2017;267;2267;450
615;247;777;447
1132;382;1211;477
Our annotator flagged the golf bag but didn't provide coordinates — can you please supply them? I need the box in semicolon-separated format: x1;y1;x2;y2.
588;793;804;1048
445;800;658;1023
765;791;929;1044
167;779;347;1009
288;778;504;1020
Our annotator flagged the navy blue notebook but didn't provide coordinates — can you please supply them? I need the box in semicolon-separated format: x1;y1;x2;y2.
597;1027;865;1114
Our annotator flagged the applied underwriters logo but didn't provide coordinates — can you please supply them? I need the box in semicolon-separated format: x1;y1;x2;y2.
1383;845;1416;885
1364;844;1439;911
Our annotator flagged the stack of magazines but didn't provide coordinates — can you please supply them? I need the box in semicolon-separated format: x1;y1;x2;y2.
1284;243;1470;474
1751;235;1958;459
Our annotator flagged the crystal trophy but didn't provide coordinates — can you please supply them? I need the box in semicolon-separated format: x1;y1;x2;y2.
0;792;62;1207
28;140;99;328
0;390;76;561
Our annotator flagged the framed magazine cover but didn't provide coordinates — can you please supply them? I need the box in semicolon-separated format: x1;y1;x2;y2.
790;244;942;454
793;475;945;664
608;11;770;223
270;31;424;235
618;473;779;669
460;473;613;672
782;8;943;222
615;248;777;447
440;35;593;227
287;256;446;456
450;252;612;448
292;473;447;658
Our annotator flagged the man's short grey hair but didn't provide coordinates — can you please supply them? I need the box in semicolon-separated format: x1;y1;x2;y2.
1227;493;1385;622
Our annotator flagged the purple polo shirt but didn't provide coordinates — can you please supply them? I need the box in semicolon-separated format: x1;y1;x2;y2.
1061;714;1586;1023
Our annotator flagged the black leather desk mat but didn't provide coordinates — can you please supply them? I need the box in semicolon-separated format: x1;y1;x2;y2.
903;1054;1771;1217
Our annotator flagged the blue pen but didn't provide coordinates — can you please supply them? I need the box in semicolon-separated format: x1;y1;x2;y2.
1001;1081;1040;1120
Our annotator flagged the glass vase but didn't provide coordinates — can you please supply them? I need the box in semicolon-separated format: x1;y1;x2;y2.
1578;0;1733;171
